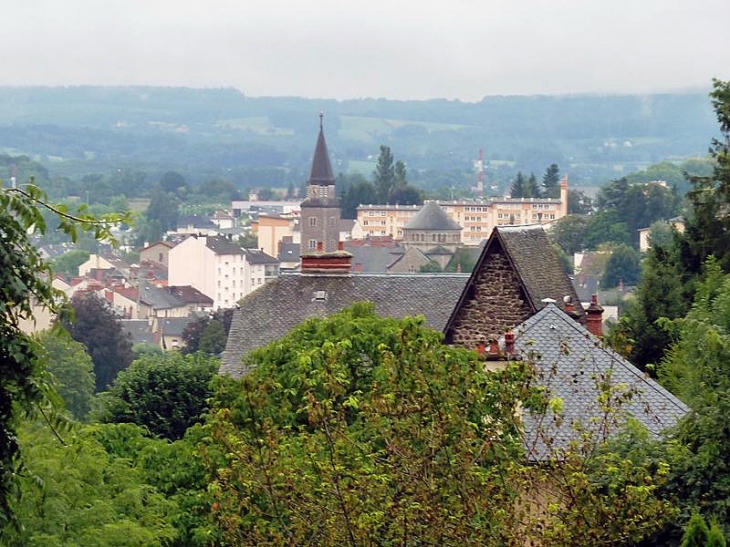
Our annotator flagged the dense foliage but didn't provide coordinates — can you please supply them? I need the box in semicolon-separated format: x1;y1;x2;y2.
96;352;219;441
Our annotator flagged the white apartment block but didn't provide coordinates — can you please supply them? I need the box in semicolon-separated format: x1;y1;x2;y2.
168;235;279;309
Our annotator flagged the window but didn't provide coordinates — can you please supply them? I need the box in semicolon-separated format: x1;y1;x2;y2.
308;239;317;250
158;252;164;262
309;217;317;227
329;217;336;227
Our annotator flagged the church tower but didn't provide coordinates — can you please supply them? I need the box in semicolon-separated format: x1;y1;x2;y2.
301;114;341;253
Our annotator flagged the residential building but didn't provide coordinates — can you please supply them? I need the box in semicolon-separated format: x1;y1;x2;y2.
168;234;279;308
357;177;569;245
139;241;175;268
257;213;299;258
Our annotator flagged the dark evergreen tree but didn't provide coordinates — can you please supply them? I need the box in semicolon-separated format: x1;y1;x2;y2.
568;189;593;214
63;293;134;392
374;145;396;203
146;184;179;235
340;180;378;219
542;163;561;198
526;173;540;198
395;160;407;188
681;514;710;547
390;185;423;206
510;172;527;198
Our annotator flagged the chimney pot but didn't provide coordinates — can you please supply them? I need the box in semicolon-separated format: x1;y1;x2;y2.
338;240;344;251
317;241;323;252
505;329;515;355
489;339;499;355
586;294;604;337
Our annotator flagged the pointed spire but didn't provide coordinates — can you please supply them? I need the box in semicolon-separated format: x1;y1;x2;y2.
309;113;335;186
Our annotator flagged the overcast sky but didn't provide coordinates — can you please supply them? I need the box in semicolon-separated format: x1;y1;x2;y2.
2;0;729;101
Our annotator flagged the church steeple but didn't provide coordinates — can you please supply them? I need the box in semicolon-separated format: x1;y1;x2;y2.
308;112;335;186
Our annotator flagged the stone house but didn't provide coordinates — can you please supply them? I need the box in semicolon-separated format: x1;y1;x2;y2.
139;241;175;268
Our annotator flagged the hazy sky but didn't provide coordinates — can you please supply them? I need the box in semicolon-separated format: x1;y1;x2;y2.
2;0;729;101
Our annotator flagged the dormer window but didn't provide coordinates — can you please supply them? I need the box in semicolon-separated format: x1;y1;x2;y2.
313;290;327;302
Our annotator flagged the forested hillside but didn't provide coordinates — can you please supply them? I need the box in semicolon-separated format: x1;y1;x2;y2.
0;86;717;189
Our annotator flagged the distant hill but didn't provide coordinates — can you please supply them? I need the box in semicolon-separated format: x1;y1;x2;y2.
0;86;718;188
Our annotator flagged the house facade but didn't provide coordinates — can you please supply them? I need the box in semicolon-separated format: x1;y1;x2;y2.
168;234;279;309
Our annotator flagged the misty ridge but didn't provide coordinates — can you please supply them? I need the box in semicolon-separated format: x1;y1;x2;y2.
0;85;718;187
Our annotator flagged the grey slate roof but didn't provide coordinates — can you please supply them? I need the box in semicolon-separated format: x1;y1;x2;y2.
345;244;404;274
497;225;583;316
512;304;687;461
120;319;156;346
308;119;335;185
244;248;279;265
139;281;186;310
404;201;461;231
206;235;245;255
220;273;469;378
159;316;195;337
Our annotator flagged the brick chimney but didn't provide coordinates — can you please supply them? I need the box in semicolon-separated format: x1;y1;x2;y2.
586;294;604;337
300;240;352;275
504;329;515;355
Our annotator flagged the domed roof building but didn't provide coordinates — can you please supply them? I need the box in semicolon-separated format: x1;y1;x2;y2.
402;201;462;251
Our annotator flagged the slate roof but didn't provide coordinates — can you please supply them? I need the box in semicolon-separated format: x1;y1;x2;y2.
220;273;469;378
511;304;687;461
139;281;185;310
244;248;279;265
344;244;404;274
278;242;301;263
206;235;245;255
497;226;583;315
120;319;156;346
404;201;461;231
308;117;335;185
167;285;214;306
159;316;195;338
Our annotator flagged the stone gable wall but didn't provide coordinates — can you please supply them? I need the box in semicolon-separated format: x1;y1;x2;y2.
447;244;533;348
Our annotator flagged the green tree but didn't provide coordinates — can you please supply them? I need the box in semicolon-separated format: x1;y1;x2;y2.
709;522;728;547
550;214;589;255
568;189;593;214
389;184;422;206
542;163;561;198
50;248;90;277
584;210;632;249
2;422;179;547
63;293;134;392
181;309;233;355
96;352;219;441
374;145;396;203
146;184;180;238
159;171;188;194
340;180;377;219
36;331;96;421
526;172;540;198
602;243;641;288
198;320;227;355
680;80;730;273
394;159;407;187
0;181;124;527
681;514;710;546
624;242;688;371
510;171;527;198
418;260;443;273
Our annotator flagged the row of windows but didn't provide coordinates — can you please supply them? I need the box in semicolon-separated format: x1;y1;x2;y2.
465;206;486;212
362;220;387;226
366;211;387;217
308;217;338;227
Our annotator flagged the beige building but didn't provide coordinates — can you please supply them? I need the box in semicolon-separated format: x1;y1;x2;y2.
257;213;300;258
357;178;569;245
139;241;174;268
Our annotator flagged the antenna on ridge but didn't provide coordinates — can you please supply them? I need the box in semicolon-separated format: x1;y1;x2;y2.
319;111;324;130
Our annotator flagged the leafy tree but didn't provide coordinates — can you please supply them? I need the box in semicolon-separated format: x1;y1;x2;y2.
444;247;478;273
159;171;188;194
181;309;233;355
418;260;443;273
340;180;378;219
394;159;407;187
146;184;180;238
50;248;90;276
2;422;179;546
374;145;396;202
680;80;730;273
96;352;219;441
237;230;258;249
584;210;632;249
602;243;641;288
0;181;124;527
568;188;593;214
63;293;134;392
648;219;676;250
550;214;589;255
36;330;96;421
542;163;561;198
389;184;422;205
200;304;674;545
199;320;227;355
